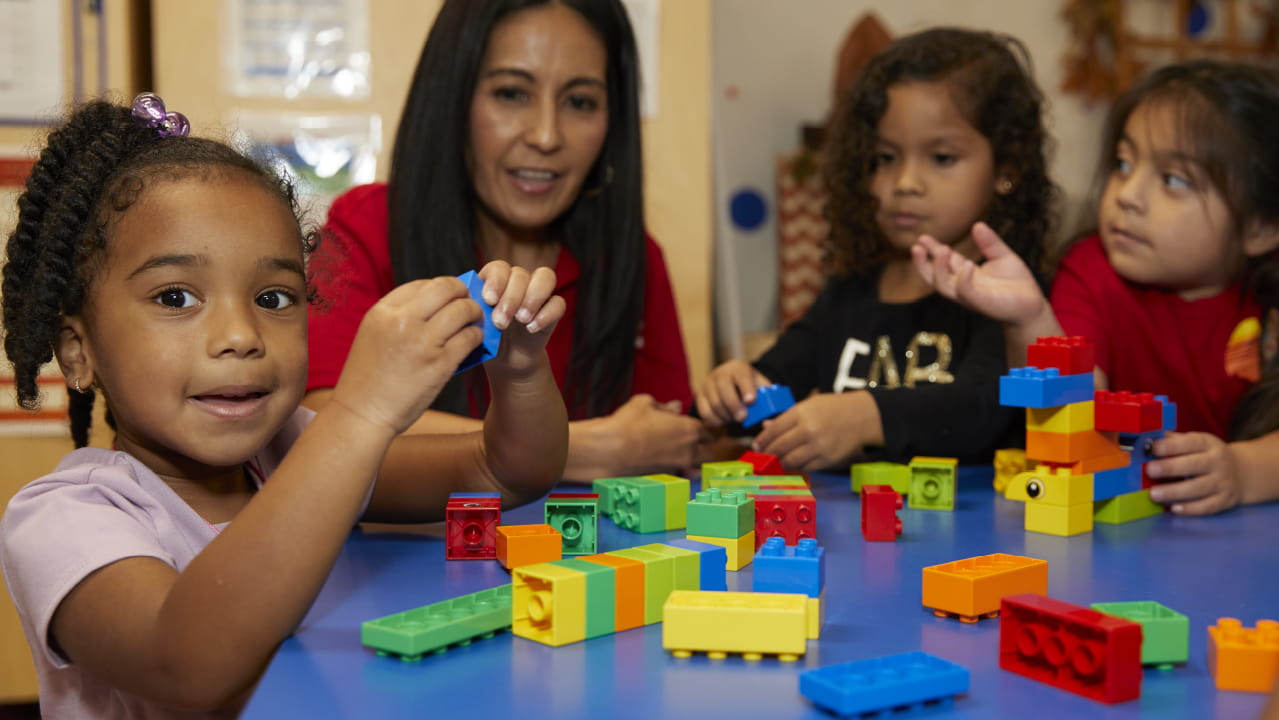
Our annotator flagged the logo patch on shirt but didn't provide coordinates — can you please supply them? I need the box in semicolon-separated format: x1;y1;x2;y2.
1225;317;1261;383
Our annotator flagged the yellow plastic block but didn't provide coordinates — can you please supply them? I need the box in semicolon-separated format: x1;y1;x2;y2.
1026;401;1095;433
512;562;586;647
921;553;1048;621
1208;618;1279;692
993;448;1031;493
1003;465;1094;507
806;593;824;639
702;476;809;492
701;460;753;480
686;532;755;571
644;473;690;530
1024;501;1093;536
1094;489;1164;524
662;590;807;660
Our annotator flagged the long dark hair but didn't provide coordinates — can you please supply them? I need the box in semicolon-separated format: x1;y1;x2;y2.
824;27;1057;277
388;0;645;418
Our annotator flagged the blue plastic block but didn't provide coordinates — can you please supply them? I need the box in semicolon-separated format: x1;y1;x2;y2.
742;384;796;428
456;270;502;373
1093;463;1140;501
799;651;970;717
662;538;728;591
752;537;825;597
1153;395;1178;432
1120;429;1164;466
999;367;1093;408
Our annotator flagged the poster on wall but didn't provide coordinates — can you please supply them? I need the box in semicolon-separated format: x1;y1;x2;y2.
223;0;371;100
0;0;65;123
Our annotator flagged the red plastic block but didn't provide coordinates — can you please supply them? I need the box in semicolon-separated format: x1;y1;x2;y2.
1094;391;1162;434
752;492;817;548
445;497;501;560
860;484;902;542
738;450;786;476
1027;336;1095;375
999;593;1142;704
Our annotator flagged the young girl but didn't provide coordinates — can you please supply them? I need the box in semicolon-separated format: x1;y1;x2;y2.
0;95;568;717
913;60;1279;515
697;28;1057;470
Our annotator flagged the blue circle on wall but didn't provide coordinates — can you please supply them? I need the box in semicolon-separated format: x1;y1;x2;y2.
1187;1;1210;37
730;188;768;230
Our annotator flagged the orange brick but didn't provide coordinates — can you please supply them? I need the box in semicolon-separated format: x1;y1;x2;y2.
496;524;562;569
1026;428;1121;465
922;553;1048;622
1208;618;1279;692
578;553;645;632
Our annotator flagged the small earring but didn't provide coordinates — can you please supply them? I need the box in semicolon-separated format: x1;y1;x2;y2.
996;178;1014;194
73;377;83;394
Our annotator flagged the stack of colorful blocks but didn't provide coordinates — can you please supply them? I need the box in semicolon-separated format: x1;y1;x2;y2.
685;487;756;570
753;537;826;638
700;454;818;552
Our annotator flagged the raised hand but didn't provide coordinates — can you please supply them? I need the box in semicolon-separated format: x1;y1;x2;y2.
911;222;1047;325
476;261;566;376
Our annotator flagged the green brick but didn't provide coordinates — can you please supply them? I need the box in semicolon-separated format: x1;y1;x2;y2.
686;488;754;539
608;547;675;625
701;460;753;482
551;559;615;639
644;473;690;529
702;475;809;492
609;477;668;533
636;543;700;591
361;585;512;660
1091;601;1188;667
908;458;956;511
592;477;635;516
851;461;909;494
1094;489;1164;524
545;497;599;555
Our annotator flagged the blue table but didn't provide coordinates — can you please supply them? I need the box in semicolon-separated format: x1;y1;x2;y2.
243;471;1275;718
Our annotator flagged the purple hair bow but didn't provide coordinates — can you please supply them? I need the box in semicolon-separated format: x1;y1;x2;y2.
130;92;189;137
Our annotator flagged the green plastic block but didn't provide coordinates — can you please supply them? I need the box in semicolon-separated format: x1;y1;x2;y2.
908;459;956;511
609;477;668;533
551;558;616;639
361;584;512;661
545;497;599;555
702;475;809;492
686;488;754;539
608;547;675;625
1091;601;1188;667
1094;489;1164;523
644;473;690;529
592;477;635;516
851;461;909;494
636;543;700;591
701;460;753;481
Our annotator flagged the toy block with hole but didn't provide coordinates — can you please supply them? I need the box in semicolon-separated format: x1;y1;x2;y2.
549;558;614;640
686;532;755;571
662;590;808;661
662;537;728;591
739;449;787;475
753;537;825;597
609;546;675;625
361;584;512;661
1000;593;1142;703
455;270;502;373
578;553;645;632
445;492;501;560
851;461;909;494
1094;489;1164;524
743;384;795;428
544;493;599;555
1026;401;1095;434
1000;367;1094;408
643;473;690;529
753;492;818;548
686;488;754;539
1026;335;1095;375
908;457;957;511
511;562;586;647
861;484;902;542
1003;466;1094;506
922;553;1048;622
800;651;970;717
1025;428;1121;466
1094;390;1163;433
1091;601;1188;668
496;524;562;569
1207;618;1279;692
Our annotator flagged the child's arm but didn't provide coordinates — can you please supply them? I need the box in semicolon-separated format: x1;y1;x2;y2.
366;263;569;518
1147;429;1279;515
49;277;486;710
696;359;773;428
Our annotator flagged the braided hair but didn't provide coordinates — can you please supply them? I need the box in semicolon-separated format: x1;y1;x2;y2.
2;98;312;447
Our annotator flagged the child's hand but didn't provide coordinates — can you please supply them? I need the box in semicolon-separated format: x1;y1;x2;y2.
911;222;1047;325
696;360;771;427
1146;431;1243;515
752;392;871;472
332;277;483;435
477;261;566;375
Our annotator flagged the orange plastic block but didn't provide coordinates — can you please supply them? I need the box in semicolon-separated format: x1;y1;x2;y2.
496;524;562;570
1044;447;1131;475
579;553;646;632
1026;428;1121;465
1207;618;1279;692
921;553;1048;622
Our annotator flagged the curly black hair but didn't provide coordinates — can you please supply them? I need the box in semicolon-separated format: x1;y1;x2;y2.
2;97;314;447
823;27;1058;277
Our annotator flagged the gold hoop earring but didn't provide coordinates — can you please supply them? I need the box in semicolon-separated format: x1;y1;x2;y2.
996;178;1014;194
73;377;84;394
583;164;614;199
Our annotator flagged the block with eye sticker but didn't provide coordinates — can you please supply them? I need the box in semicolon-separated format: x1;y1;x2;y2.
1003;465;1094;506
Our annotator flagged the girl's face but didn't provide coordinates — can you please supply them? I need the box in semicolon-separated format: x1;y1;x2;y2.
63;174;308;477
467;3;609;245
1099;101;1238;299
869;81;999;256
